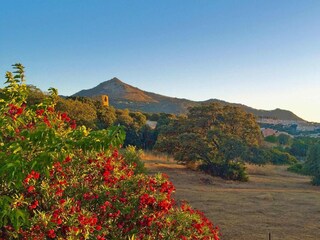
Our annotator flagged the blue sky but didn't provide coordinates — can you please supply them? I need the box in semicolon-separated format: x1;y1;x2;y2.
1;0;320;122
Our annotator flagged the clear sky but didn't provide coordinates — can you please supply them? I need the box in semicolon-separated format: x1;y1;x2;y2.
1;0;320;122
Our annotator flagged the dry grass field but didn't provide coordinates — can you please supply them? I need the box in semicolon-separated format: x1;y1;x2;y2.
142;153;320;240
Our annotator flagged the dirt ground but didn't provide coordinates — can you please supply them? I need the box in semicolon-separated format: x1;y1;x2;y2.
142;154;320;240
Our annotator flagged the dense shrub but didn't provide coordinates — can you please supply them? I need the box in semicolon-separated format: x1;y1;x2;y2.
4;150;219;239
287;163;309;175
200;161;248;182
245;147;269;165
264;135;277;143
122;145;146;174
305;143;320;186
268;149;297;165
0;64;220;239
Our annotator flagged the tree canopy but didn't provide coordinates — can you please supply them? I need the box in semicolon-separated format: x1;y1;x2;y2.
155;103;263;181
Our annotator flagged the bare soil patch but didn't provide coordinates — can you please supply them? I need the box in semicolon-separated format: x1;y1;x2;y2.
143;153;320;240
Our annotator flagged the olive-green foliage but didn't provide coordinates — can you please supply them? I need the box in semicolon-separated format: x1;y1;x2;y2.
199;160;248;181
267;148;297;165
278;133;292;145
139;125;158;150
187;104;262;146
245;146;269;165
121;145;146;174
26;85;46;105
287;163;309;175
27;91;159;150
155;103;262;181
305;143;320;185
264;134;292;145
61;96;117;129
264;135;278;143
56;98;97;129
96;105;116;129
114;109;153;148
289;138;310;158
29;93;154;150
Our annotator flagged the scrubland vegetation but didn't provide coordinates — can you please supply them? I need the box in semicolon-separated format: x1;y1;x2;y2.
0;64;220;239
2;64;319;239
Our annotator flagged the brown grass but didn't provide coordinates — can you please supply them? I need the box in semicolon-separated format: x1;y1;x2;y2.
142;154;320;240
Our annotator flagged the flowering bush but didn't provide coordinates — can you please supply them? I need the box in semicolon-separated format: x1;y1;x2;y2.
0;64;220;239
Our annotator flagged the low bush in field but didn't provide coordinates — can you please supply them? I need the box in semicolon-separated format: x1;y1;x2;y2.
199;161;248;182
268;149;297;165
287;163;309;175
0;64;220;239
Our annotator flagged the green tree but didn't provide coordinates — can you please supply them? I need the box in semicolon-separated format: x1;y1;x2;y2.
130;112;147;129
115;109;151;148
264;135;277;143
140;125;158;150
56;98;97;129
305;143;320;185
155;103;262;181
289;139;308;158
26;85;46;106
278;133;291;145
115;109;134;126
95;104;116;129
268;148;297;165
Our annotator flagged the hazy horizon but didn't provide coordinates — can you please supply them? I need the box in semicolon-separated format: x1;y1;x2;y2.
1;0;320;122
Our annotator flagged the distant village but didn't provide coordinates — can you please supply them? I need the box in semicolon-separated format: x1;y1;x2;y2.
259;118;320;138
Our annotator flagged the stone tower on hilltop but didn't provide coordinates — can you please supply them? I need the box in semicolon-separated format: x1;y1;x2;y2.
101;95;109;107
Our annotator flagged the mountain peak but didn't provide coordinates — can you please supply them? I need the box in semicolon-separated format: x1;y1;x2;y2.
73;77;158;103
109;77;123;83
100;77;124;86
72;79;306;122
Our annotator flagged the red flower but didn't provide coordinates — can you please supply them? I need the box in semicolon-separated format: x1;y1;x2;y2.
29;200;39;210
63;156;71;164
59;199;66;205
47;229;56;239
139;193;156;208
55;188;63;197
27;186;35;193
47;107;54;113
24;170;40;184
158;199;172;212
7;104;24;119
70;120;76;129
31;171;40;180
36;109;45;116
60;112;69;121
43;116;51;127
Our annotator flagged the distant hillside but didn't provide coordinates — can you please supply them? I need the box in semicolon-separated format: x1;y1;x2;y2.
203;99;305;122
73;78;305;122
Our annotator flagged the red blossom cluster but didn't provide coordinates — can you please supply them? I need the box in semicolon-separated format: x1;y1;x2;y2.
6;103;25;120
60;112;76;129
6;102;76;134
23;170;40;184
4;150;220;239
